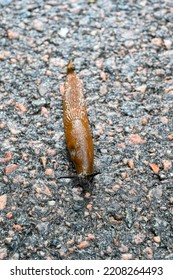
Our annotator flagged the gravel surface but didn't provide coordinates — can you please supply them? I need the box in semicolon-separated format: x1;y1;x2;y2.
0;0;173;260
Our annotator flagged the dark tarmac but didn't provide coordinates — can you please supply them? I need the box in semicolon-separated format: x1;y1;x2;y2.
0;0;173;260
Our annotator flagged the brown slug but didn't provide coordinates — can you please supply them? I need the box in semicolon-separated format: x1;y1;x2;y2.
63;60;94;179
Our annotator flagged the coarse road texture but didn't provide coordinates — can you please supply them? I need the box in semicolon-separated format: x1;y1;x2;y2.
0;0;173;260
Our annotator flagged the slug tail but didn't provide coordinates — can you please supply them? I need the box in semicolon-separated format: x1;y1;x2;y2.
67;60;75;74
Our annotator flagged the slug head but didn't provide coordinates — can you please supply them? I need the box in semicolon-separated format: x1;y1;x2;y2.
58;172;100;191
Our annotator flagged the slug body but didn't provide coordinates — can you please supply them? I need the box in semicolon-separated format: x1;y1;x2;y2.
63;60;94;177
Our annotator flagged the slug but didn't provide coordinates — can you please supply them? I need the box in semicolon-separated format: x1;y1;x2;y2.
63;60;94;179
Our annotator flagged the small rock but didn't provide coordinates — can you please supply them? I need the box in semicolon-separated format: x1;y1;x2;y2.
119;244;128;253
45;169;54;176
50;58;66;68
162;160;172;170
41;156;47;168
0;247;7;260
153;236;161;243
0;151;12;163
96;59;103;69
151;38;162;47
38;82;49;96
112;185;120;191
143;247;153;259
139;0;147;6
121;101;137;116
128;159;134;169
148;186;162;200
107;246;113;254
34;184;52;196
0;194;7;210
150;217;168;235
32;98;46;107
48;200;56;206
66;237;75;246
149;163;160;174
7;30;19;39
100;71;107;81
7;122;21;135
87;234;95;241
161;116;169;124
141;118;148;125
46;149;57;156
6;212;12;219
77;241;89;249
33;19;44;31
15;103;27;112
58;28;69;38
121;253;133;260
41;107;49;116
12;224;23;231
5;164;18;175
167;134;173;140
137;84;147;94
128;134;144;144
124;40;134;48
100;84;107;95
133;233;145;244
164;39;172;50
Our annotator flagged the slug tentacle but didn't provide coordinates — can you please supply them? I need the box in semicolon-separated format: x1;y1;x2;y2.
63;60;94;178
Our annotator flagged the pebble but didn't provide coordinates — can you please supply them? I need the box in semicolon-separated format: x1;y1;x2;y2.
151;37;162;47
133;233;145;244
12;224;23;231
143;247;153;259
121;253;133;260
49;58;66;68
0;247;7;260
100;71;107;81
32;98;46;107
40;156;47;168
87;234;95;241
121;101;137;116
148;186;163;200
162;160;172;170
66;237;75;246
128;134;144;144
137;84;147;94
48;200;56;206
58;28;69;38
164;39;172;49
0;194;7;210
161;116;169;124
128;159;134;169
34;184;52;196
33;19;45;31
7;30;19;39
7;122;21;135
153;236;161;243
0;151;12;163
100;84;107;95
119;244;128;253
15;103;27;112
5;164;18;175
38;82;49;96
167;134;173;140
149;163;160;174
124;40;134;48
141;118;148;125
77;241;90;249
